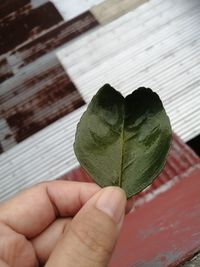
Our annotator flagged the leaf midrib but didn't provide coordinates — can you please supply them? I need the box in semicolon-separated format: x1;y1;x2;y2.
119;108;125;187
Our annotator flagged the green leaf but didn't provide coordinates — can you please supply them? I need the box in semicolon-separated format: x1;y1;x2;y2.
74;84;172;198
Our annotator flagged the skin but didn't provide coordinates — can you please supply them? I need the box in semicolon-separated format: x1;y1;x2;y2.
0;181;132;267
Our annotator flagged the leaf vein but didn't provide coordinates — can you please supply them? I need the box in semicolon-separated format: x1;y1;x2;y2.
119;108;125;187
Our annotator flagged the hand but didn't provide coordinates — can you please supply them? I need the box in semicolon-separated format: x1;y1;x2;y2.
0;181;129;267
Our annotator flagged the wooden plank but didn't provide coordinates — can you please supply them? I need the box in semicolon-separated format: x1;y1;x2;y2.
109;167;200;267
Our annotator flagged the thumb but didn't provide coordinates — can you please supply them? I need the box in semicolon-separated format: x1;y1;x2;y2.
45;186;127;267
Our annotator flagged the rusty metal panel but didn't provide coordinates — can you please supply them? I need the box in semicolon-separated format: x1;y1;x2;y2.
0;0;30;19
0;0;199;212
51;0;105;21
58;0;200;143
0;1;32;28
0;142;3;154
0;106;85;201
0;1;98;198
10;11;99;68
0;56;85;149
0;2;63;55
91;0;148;25
0;58;13;83
0;10;99;80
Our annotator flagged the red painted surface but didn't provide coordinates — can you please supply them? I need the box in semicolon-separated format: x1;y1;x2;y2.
109;167;200;267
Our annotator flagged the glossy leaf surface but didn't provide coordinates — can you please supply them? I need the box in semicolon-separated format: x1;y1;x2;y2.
74;84;172;198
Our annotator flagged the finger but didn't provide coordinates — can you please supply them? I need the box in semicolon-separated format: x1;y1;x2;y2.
32;218;72;265
32;190;132;265
0;222;36;267
0;181;100;238
32;191;133;265
46;187;127;267
0;259;10;267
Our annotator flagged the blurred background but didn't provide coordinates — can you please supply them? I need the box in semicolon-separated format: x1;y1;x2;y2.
0;0;200;266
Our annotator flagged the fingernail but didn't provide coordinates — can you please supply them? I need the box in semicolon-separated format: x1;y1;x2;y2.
95;187;126;224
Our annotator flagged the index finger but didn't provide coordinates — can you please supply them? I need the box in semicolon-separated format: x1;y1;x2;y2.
0;181;100;238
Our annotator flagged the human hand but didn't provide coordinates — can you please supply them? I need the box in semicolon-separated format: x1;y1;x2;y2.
0;181;129;267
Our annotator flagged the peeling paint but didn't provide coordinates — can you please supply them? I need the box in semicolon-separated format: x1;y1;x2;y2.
133;251;182;267
109;168;200;267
